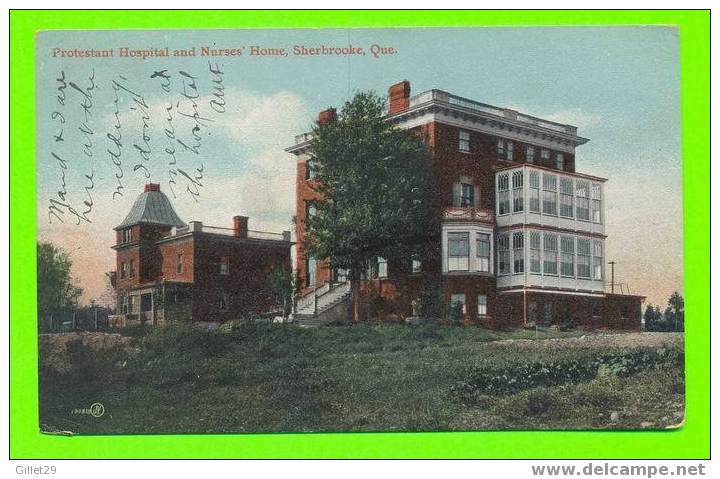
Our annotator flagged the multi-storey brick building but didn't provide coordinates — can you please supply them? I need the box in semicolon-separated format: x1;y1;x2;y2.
287;81;643;329
110;183;292;326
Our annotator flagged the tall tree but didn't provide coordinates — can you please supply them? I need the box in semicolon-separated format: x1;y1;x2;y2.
37;242;83;321
666;291;684;332
304;92;440;322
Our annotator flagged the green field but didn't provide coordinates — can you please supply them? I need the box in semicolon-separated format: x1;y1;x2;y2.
38;323;684;434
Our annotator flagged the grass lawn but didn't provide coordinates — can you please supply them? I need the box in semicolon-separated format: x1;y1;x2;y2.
38;323;684;434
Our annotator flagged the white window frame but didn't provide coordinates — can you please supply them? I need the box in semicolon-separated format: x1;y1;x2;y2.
476;233;491;272
560;236;575;278
497;173;510;215
477;294;488;317
497;234;511;275
512;232;524;274
529;170;540;213
512;170;524;213
447;232;470;271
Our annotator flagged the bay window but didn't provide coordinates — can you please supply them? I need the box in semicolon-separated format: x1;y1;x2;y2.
476;233;490;272
497;234;510;275
448;232;470;271
513;232;524;273
577;238;591;278
560;236;575;277
543;234;558;275
529;170;540;212
512;171;524;212
593;241;603;280
576;180;590;221
542;173;558;215
529;231;541;273
497;174;510;215
591;183;602;223
559;177;574;218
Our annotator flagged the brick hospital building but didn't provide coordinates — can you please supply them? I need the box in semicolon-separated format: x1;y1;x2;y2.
110;184;292;326
287;81;643;328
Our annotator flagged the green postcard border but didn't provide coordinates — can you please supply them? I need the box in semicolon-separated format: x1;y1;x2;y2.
10;10;710;459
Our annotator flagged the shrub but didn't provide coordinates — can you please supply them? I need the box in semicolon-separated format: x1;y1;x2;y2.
453;347;683;396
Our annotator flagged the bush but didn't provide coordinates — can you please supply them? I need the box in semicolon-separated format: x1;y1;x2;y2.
453;347;683;396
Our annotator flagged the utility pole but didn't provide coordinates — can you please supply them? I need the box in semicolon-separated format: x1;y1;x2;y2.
608;261;616;294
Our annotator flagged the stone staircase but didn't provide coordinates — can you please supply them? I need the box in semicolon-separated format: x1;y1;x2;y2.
292;281;351;327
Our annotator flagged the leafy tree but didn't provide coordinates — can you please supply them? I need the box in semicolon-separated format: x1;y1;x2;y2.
304;91;440;322
37;241;83;322
643;304;664;331
665;291;684;332
268;266;297;321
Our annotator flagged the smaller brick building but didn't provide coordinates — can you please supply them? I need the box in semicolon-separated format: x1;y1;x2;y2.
110;184;292;326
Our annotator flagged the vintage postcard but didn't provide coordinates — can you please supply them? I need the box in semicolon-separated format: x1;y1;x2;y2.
36;27;684;434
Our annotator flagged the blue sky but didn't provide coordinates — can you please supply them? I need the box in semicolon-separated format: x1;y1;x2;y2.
36;27;682;307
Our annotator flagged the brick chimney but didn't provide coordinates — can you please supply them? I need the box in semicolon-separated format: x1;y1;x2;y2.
388;80;411;115
145;183;160;192
318;108;336;126
233;215;248;238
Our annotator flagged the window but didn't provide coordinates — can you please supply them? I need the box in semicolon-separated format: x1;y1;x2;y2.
543;234;558;275
305;159;317;180
529;171;540;212
542;174;558;215
476;233;490;272
527;146;535;164
497;174;510;215
412;259;422;273
306;256;317;286
461;183;474;207
122;295;129;314
592;302;602;320
448;232;470;271
556;152;565;170
459;130;470;153
591;183;602;223
497;139;513;161
529;231;541;273
306;202;317;220
477;295;487;317
129;259;135;278
497;234;510;275
176;253;184;274
450;294;466;315
120;261;127;279
593;241;603;280
559;177;574;218
512;171;524;213
528;302;538;323
220;256;229;275
560;236;575;277
577;239;591;278
377;257;388;278
576;180;590;221
512;232;524;273
540;148;551;165
542;303;553;325
218;290;228;310
122;228;133;243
